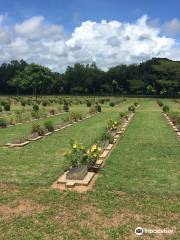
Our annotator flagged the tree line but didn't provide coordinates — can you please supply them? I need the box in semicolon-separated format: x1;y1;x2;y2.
0;58;180;96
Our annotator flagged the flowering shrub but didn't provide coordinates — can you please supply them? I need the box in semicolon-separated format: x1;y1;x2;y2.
87;144;101;168
107;119;118;131
64;141;101;169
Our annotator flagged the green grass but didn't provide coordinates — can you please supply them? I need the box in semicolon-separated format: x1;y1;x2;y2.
0;98;179;240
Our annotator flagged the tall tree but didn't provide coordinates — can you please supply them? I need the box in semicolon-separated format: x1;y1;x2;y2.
20;64;53;99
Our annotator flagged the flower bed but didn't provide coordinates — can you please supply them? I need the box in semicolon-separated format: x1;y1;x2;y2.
53;110;135;191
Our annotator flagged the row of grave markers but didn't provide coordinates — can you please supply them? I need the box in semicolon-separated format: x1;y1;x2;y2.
53;112;135;192
163;113;180;137
4;113;100;148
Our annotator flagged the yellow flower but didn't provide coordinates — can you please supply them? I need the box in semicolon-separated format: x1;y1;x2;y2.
72;143;77;149
80;145;84;150
98;147;101;152
91;144;97;152
114;121;117;125
93;153;97;158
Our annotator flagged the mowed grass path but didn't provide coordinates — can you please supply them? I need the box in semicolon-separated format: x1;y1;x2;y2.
0;99;179;240
97;100;180;194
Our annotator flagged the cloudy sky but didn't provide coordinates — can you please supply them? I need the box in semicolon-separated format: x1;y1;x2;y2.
0;0;180;72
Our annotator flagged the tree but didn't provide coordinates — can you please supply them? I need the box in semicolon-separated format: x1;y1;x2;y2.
112;80;118;94
8;70;24;96
20;64;53;99
146;84;156;95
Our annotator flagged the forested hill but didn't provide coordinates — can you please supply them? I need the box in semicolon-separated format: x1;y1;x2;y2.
0;58;180;96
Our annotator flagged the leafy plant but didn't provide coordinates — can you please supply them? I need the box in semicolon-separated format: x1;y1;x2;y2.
109;102;115;107
86;100;92;107
44;120;54;132
31;110;39;119
107;119;118;131
33;104;39;111
134;101;139;107
128;105;135;112
162;105;170;113
42;100;49;106
95;104;101;112
63;102;69;112
100;130;114;144
31;124;44;135
21;100;26;107
157;100;163;107
64;141;101;169
0;118;7;128
4;104;10;111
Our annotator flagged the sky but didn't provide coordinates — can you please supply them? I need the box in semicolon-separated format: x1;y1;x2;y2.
0;0;180;72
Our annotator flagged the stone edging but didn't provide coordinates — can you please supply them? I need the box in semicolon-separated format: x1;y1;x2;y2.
163;113;180;137
4;113;100;148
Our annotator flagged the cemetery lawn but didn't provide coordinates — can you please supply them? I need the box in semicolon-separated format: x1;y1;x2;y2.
0;99;179;239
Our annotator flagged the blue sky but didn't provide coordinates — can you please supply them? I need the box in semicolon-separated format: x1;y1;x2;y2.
0;0;180;71
1;0;180;31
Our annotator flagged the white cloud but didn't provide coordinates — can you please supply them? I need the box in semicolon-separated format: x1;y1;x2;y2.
0;14;179;71
66;15;176;69
163;18;180;36
15;16;44;39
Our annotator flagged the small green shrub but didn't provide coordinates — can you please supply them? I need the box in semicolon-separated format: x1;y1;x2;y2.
31;110;39;119
134;101;139;107
1;100;7;106
86;100;92;107
101;131;113;144
44;121;54;132
21;100;26;107
33;104;39;111
99;99;105;104
42;100;49;106
109;102;115;107
95;104;101;112
0;118;7;128
4;104;10;111
162;105;170;113
128;105;135;112
157;100;163;107
63;103;69;112
31;124;44;135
